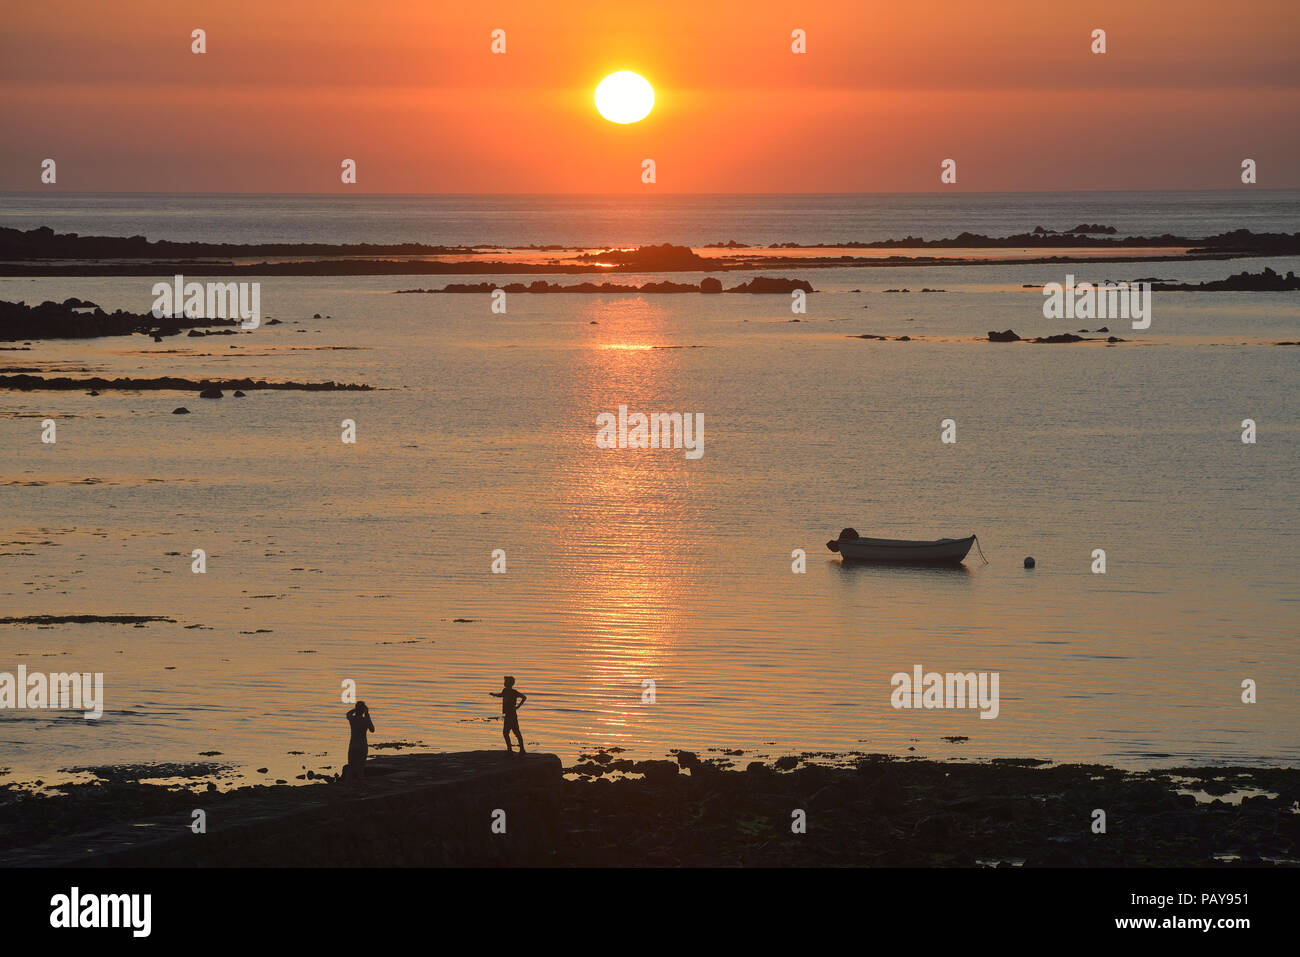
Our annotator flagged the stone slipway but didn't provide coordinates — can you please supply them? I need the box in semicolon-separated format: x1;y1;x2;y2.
3;751;562;867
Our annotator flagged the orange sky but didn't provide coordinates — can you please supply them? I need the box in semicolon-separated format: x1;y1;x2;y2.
2;0;1298;192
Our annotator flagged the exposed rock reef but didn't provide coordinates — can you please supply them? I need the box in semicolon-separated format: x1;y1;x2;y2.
1;751;1295;867
5;228;1298;277
0;375;372;392
0;298;237;341
396;276;814;294
1150;267;1300;291
988;330;1126;343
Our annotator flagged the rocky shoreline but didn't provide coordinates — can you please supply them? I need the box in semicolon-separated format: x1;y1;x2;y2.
396;276;814;294
4;229;1297;277
7;226;1298;260
1;297;239;341
0;374;372;392
1;751;1294;867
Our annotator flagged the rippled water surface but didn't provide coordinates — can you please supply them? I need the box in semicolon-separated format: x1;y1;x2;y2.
1;199;1297;783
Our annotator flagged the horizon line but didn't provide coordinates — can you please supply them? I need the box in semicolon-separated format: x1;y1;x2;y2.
3;187;1296;199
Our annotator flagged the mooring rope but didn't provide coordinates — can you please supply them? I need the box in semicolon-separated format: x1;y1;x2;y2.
973;535;990;564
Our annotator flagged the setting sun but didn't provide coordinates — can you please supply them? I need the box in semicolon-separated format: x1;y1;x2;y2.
594;71;654;124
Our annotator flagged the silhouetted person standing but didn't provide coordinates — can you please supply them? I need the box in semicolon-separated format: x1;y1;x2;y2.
345;701;374;780
490;676;527;753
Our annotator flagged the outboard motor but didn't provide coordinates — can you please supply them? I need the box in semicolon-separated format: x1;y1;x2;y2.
826;527;860;552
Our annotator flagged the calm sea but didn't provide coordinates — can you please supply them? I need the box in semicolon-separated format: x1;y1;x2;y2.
1;192;1297;786
4;190;1300;247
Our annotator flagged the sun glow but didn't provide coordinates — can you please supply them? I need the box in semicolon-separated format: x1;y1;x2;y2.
595;71;654;124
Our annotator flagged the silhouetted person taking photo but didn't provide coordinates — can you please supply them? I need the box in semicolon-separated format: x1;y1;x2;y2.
490;676;527;753
345;701;375;781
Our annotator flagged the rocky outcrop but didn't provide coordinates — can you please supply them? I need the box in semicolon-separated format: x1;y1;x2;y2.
2;752;562;867
573;243;706;269
397;276;810;295
725;276;814;294
0;375;372;392
0;298;236;341
1152;267;1300;291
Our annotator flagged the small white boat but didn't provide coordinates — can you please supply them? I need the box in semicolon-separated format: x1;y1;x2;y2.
826;528;976;565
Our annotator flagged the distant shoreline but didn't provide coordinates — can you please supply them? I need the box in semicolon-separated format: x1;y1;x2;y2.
2;227;1296;277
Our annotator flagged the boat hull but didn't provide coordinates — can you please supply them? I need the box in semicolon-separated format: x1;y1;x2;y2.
831;535;975;565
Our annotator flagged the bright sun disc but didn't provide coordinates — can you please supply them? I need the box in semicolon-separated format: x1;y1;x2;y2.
595;71;654;124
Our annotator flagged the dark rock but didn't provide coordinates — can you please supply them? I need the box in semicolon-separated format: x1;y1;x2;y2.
873;773;904;811
1151;267;1300;292
198;387;223;399
809;784;851;809
573;243;706;270
0;297;235;342
172;407;190;415
726;276;814;294
232;390;246;397
637;760;680;785
774;756;799;771
0;374;371;393
1024;557;1035;568
988;329;1021;342
699;277;723;294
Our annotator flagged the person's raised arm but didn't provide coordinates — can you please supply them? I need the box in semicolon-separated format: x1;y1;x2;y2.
490;691;501;697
